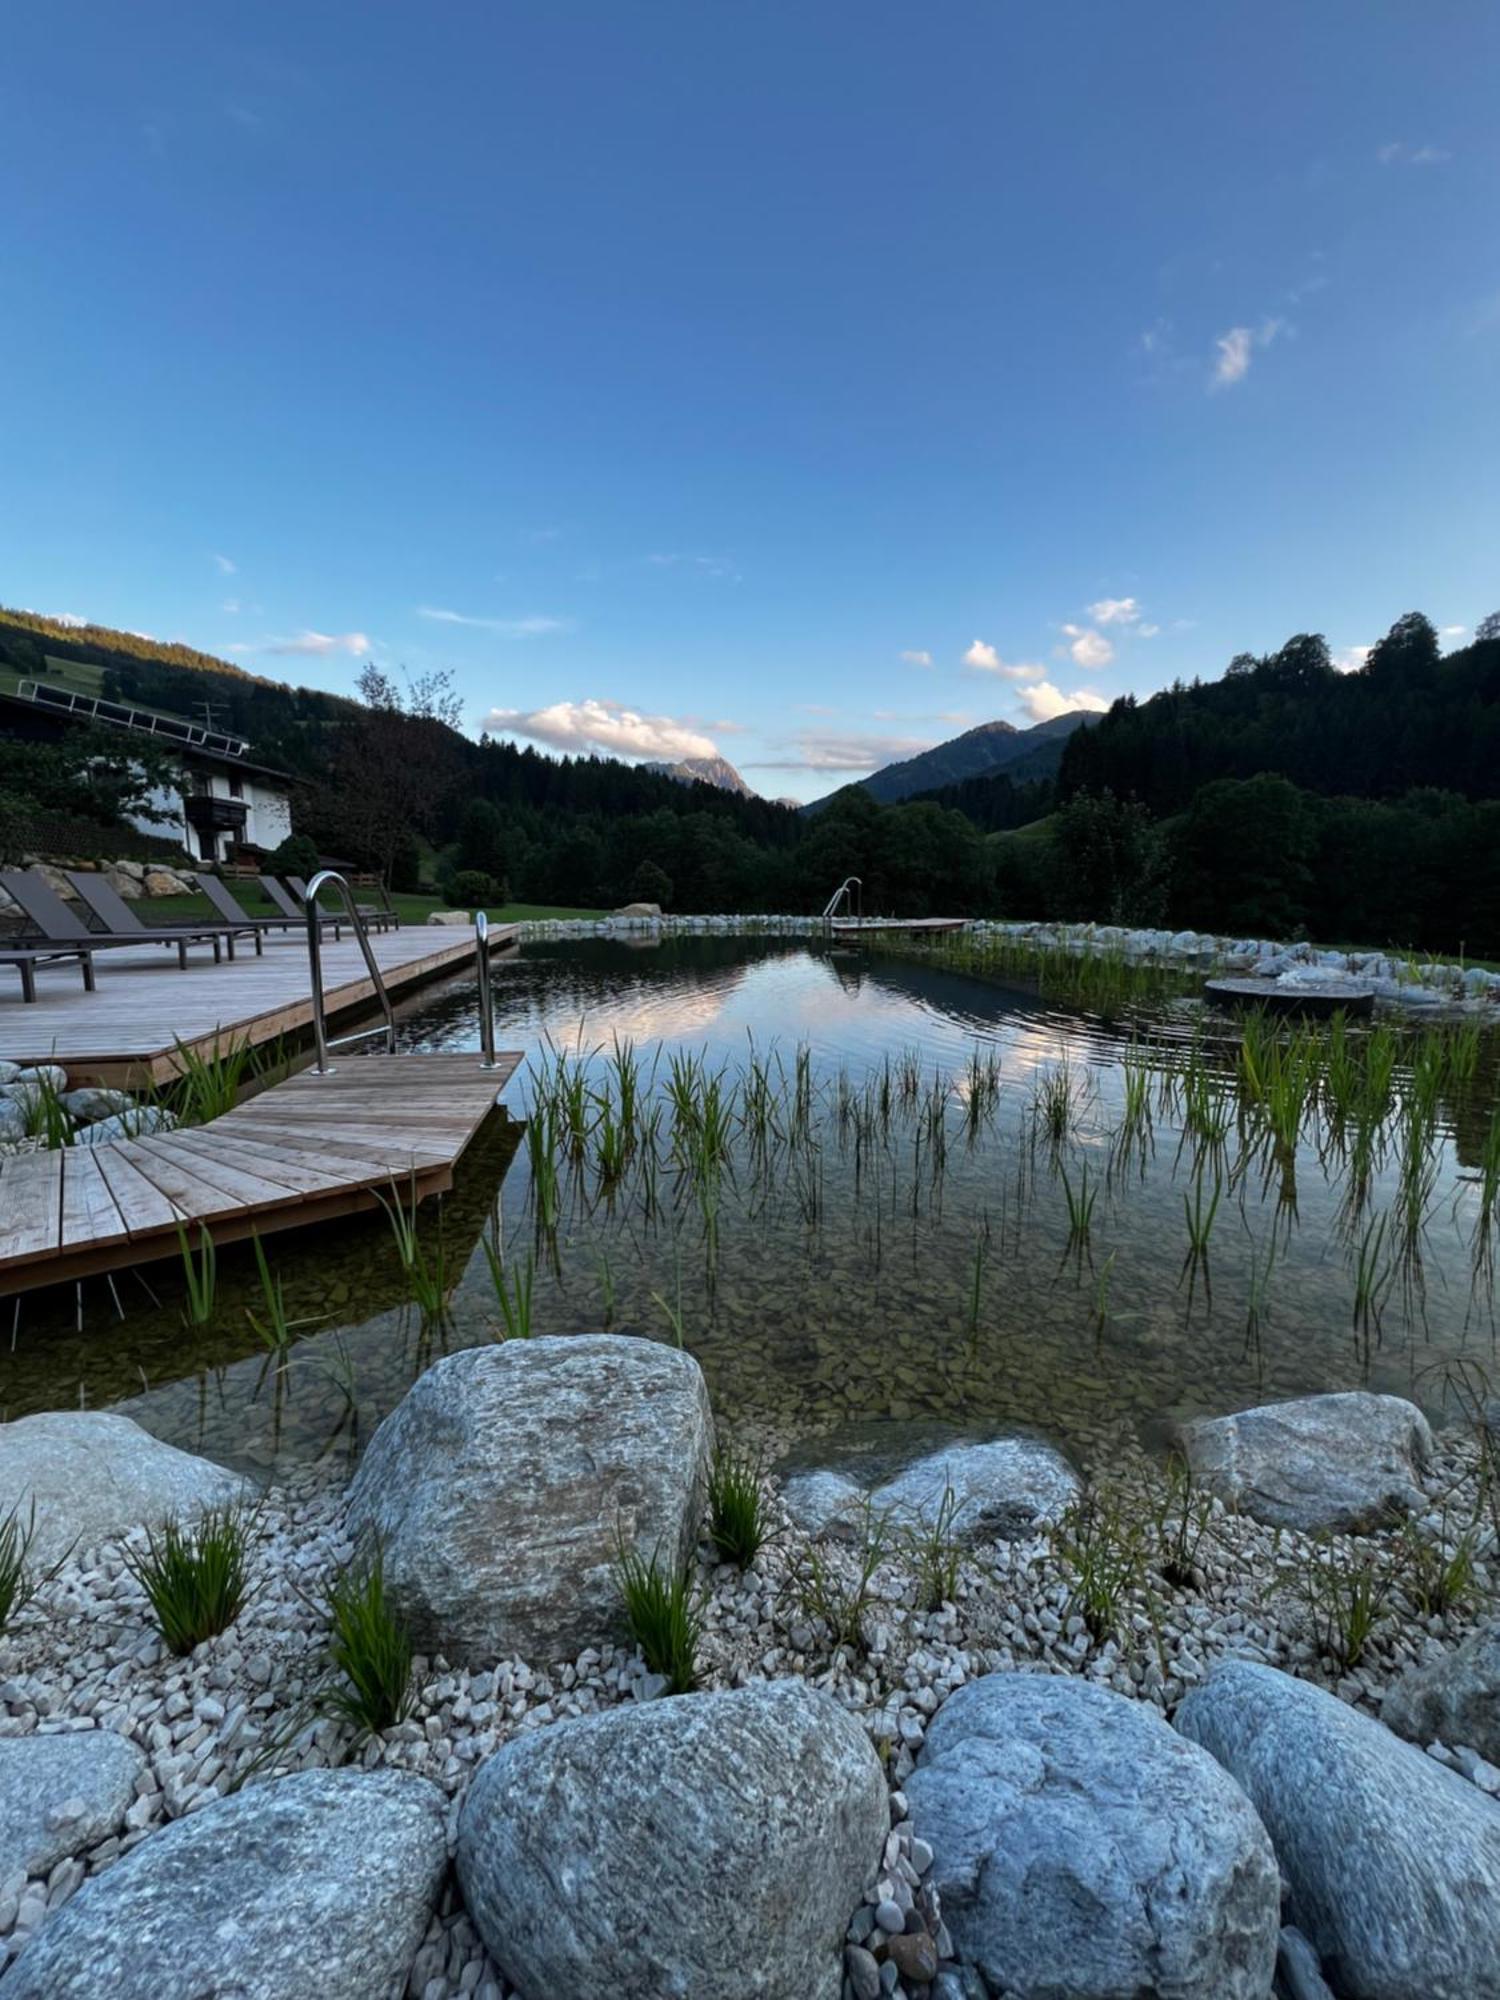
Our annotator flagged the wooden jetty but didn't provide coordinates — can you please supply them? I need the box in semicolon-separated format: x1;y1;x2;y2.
830;917;970;938
0;1052;521;1296
1204;975;1376;1019
0;926;519;1087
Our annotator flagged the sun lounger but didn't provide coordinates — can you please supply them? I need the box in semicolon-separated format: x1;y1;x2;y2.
66;870;261;959
258;876;346;939
0;869;221;969
194;872;339;940
283;876;396;933
0;944;95;1003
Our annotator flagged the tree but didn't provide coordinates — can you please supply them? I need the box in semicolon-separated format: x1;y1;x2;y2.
1170;775;1318;936
0;727;180;831
1047;788;1169;924
628;859;673;908
318;665;468;878
1476;611;1500;644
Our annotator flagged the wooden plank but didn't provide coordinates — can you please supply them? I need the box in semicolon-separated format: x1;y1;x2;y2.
124;1135;305;1212
1;1151;64;1263
164;1129;350;1198
90;1145;190;1236
58;1149;129;1251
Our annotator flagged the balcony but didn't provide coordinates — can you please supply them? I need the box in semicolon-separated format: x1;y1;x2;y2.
183;794;249;835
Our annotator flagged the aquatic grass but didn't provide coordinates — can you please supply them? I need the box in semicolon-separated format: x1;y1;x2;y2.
1179;1166;1223;1292
18;1072;75;1149
903;1484;965;1613
168;1034;261;1126
1051;1488;1142;1643
0;1503;66;1638
483;1240;535;1339
123;1502;253;1656
175;1223;217;1326
317;1549;417;1737
245;1233;323;1355
1035;1064;1074;1147
652;1251;688;1346
794;1499;892;1656
1351;1211;1397;1341
707;1448;768;1568
1060;1158;1098;1257
616;1544;703;1694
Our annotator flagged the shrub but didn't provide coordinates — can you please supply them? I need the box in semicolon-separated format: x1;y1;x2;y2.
124;1503;253;1655
265;832;321;880
448;867;507;909
616;1544;703;1694
707;1449;767;1567
318;1550;417;1736
628;859;673;909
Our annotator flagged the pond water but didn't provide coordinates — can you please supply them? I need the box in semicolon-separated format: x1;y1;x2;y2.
8;936;1498;1481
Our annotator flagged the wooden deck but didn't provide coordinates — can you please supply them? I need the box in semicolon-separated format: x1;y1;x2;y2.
0;1052;522;1296
830;917;970;937
0;925;519;1086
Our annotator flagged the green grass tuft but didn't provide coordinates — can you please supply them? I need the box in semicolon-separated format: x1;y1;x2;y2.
616;1544;703;1694
124;1503;253;1656
707;1449;767;1568
318;1550;417;1737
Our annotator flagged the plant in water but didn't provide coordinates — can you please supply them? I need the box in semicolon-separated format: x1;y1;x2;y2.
483;1240;535;1340
794;1498;892;1656
317;1549;417;1737
377;1181;451;1322
707;1447;768;1567
245;1233;323;1355
169;1034;260;1126
651;1251;687;1347
1051;1488;1142;1642
123;1503;253;1656
1060;1158;1098;1257
1179;1165;1222;1291
616;1542;703;1693
176;1223;217;1326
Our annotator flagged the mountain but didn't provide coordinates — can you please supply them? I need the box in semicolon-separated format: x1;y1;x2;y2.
640;754;756;797
828;713;1095;809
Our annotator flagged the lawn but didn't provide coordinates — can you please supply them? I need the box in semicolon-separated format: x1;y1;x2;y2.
136;886;609;927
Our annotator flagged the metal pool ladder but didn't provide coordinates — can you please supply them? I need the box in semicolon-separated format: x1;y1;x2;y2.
822;876;862;926
305;868;396;1073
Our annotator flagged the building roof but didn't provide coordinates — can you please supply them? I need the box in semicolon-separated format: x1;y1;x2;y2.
0;683;294;786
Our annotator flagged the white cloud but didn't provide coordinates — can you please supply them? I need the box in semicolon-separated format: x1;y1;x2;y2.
1088;597;1141;627
212;553;237;575
1441;624;1467;639
901;649;934;668
747;731;934;773
266;630;371;657
41;610;88;628
962;640;1044;681
646;552;741;581
1378;142;1451;167
1212;318;1287;389
1060;623;1115;669
1138;622;1161;638
1017;682;1110;723
1333;644;1373;674
482;698;723;764
417;607;571;637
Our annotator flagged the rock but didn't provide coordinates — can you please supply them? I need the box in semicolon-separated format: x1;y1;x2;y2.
347;1336;714;1663
424;909;472;925
1174;1391;1432;1533
1277;1925;1336;2000
58;1087;135;1125
906;1672;1280;2000
0;1102;26;1144
612;901;662;918
2;1065;68;1104
71;1106;176;1145
0;1411;251;1568
887;1930;941;1982
0;1734;145;1879
141;869;189;898
1383;1618;1500;1764
0;1062;19;1086
457;1679;887;2000
1176;1660;1500;2000
0;1768;446;2000
779;1421;1079;1543
99;864;141;901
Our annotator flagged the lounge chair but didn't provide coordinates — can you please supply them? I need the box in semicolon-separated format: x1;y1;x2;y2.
258;876;348;939
0;944;96;1003
66;870;262;959
0;869;223;970
284;875;396;933
194;872;340;941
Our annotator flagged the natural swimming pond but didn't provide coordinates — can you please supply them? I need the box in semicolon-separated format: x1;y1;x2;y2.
7;934;1499;1478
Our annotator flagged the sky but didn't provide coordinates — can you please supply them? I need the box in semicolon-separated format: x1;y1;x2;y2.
2;4;1497;802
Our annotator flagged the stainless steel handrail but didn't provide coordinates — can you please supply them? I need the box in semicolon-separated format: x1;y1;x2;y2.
305;868;396;1073
474;911;498;1070
822;875;862;924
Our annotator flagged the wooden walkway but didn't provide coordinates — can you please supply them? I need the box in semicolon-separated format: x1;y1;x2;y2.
0;1052;522;1295
0;926;518;1086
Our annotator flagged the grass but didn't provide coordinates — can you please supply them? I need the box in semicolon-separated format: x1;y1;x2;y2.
318;1550;417;1737
483;1241;535;1340
616;1545;703;1693
135;887;608;927
1286;1535;1396;1670
794;1499;892;1656
903;1485;966;1613
0;1504;63;1638
123;1503;253;1656
707;1448;768;1567
1051;1488;1142;1642
176;1224;217;1326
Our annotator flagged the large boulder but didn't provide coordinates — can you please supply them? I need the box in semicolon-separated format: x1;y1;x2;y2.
346;1335;714;1664
0;1412;251;1568
1383;1618;1500;1763
905;1672;1280;2000
0;1733;146;1879
1176;1660;1500;2000
457;1678;887;2000
0;1768;446;2000
780;1422;1079;1544
1174;1391;1432;1533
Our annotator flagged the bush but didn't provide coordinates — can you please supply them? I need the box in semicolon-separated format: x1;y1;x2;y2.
123;1503;253;1655
318;1549;417;1736
616;1544;703;1693
448;867;508;909
628;859;673;909
265;832;321;880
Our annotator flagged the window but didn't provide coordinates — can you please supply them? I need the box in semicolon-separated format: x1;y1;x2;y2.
228;774;244;799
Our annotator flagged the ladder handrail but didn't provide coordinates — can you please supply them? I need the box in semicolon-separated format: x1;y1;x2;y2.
305;868;396;1073
474;911;499;1070
822;875;862;923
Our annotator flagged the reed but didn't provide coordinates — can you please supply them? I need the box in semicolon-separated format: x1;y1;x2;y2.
176;1224;217;1326
1060;1158;1098;1255
707;1448;768;1567
123;1503;253;1656
616;1544;703;1694
245;1234;322;1354
168;1034;260;1126
483;1241;535;1339
318;1550;416;1736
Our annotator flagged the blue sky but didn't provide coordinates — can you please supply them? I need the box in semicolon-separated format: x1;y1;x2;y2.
3;4;1496;800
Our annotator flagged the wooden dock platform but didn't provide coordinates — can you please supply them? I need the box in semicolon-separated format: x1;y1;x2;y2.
0;1052;522;1296
830;917;970;937
0;926;519;1086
